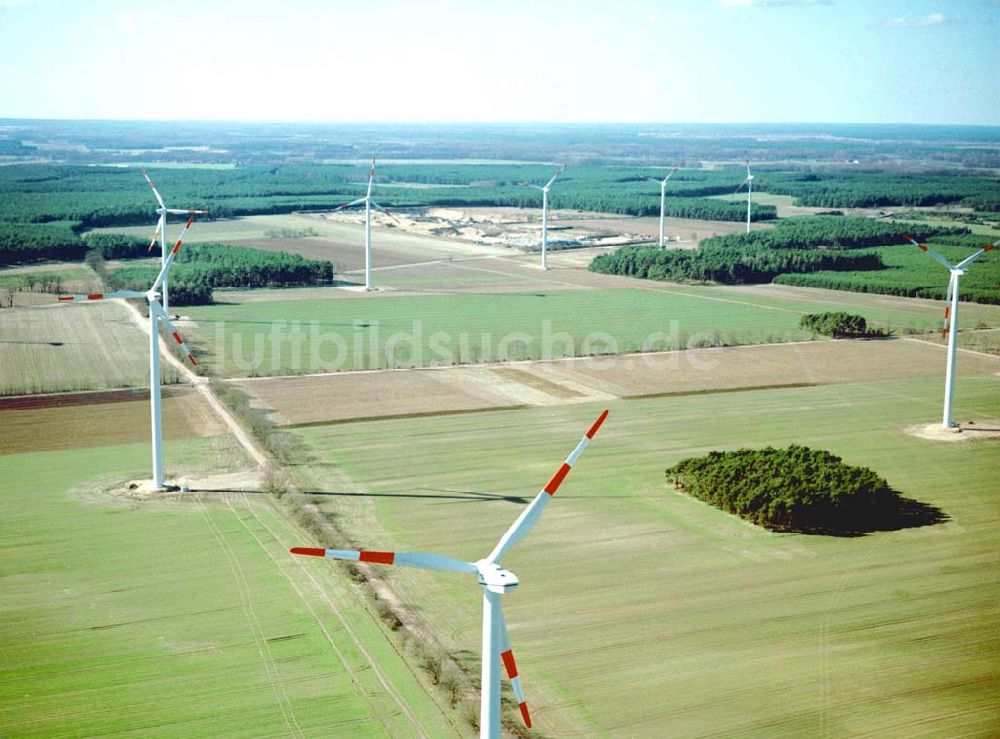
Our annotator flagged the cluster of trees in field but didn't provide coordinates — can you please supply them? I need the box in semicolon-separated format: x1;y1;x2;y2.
589;243;881;284
765;171;1000;211
799;312;874;337
665;445;902;533
107;243;335;305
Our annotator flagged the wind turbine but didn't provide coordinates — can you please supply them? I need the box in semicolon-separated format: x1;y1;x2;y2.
641;167;678;248
59;214;202;489
523;166;564;270
291;409;609;738
734;159;754;234
141;169;207;316
331;159;387;291
904;235;995;429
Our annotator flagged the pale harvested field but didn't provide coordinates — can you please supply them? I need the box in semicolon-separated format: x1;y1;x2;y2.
234;337;998;427
0;301;179;395
0;385;223;454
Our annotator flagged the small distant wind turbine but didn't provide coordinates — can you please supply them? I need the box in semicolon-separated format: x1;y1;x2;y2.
523;166;564;270
141;169;207;315
734;159;754;234
291;409;609;739
59;214;202;489
641;167;678;248
331;159;388;291
904;235;995;429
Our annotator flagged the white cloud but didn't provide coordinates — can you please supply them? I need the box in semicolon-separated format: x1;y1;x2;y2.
878;13;952;29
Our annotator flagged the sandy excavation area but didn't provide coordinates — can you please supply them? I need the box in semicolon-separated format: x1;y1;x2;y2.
318;206;759;253
232;337;999;427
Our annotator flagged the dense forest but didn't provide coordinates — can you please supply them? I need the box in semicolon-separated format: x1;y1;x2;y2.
665;445;905;533
78;234;335;306
589;242;882;284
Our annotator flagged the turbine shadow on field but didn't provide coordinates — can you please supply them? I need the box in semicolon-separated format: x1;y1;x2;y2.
301;487;531;505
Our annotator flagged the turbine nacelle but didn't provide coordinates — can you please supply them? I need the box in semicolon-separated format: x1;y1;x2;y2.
475;560;520;594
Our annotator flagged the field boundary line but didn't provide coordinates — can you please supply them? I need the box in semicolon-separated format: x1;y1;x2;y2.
226;337;844;383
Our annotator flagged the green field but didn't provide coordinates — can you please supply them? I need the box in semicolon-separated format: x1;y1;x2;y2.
0;435;461;736
183;287;1000;377
0;301;180;396
285;376;1000;736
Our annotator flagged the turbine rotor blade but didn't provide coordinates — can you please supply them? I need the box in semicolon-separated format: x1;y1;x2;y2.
165;208;208;215
152;214;197;291
942;274;955;339
367;158;375;198
663;167;679;184
332;197;367;213
147;216;163;253
902;234;953;270
486;409;609;564
544;165;565;190
497;602;531;728
150;300;197;365
58;290;146;302
141;168;165;209
954;243;995;271
290;547;477;574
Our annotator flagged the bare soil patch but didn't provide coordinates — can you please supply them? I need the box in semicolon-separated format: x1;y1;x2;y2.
904;420;1000;443
0;385;224;454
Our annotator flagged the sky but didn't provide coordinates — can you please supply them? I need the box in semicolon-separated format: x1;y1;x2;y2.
0;0;996;125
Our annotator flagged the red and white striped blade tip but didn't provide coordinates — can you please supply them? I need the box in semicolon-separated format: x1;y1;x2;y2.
587;409;609;439
290;547;326;557
519;702;531;728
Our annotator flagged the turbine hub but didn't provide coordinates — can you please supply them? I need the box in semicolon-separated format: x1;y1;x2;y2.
476;560;519;594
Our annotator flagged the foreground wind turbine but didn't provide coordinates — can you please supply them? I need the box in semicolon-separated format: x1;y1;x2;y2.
641;167;678;248
59;215;202;489
523;166;564;270
141;169;207;315
291;409;609;738
904;235;995;429
331;159;387;291
734;159;754;234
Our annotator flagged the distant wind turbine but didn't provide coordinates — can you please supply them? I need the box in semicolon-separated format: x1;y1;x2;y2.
523;166;564;270
59;214;203;489
734;159;754;234
141;169;207;315
291;409;609;738
641;167;678;248
331;159;388;291
904;234;995;429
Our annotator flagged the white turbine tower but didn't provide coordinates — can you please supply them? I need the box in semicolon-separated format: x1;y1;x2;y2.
331;159;387;291
291;409;609;738
641;167;678;248
59;215;202;489
523;166;564;270
904;234;995;429
734;159;754;234
141;169;207;316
